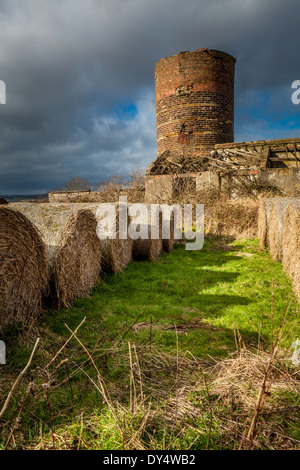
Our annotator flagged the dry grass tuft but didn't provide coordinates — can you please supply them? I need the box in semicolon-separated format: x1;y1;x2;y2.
207;347;300;450
209;349;296;411
24;344;300;451
187;189;259;239
1;317;299;451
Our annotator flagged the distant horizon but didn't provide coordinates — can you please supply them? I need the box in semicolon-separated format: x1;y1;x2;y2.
0;193;48;200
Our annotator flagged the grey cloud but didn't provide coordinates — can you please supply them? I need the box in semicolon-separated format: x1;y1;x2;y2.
0;0;300;194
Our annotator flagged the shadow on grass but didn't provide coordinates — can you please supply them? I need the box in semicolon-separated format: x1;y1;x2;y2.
44;241;255;360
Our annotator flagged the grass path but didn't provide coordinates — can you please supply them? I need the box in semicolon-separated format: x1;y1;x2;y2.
44;236;299;358
1;236;299;450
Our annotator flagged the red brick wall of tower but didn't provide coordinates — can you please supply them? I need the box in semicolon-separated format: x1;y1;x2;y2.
155;49;236;158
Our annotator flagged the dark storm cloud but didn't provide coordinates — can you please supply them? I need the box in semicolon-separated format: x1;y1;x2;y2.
0;0;300;194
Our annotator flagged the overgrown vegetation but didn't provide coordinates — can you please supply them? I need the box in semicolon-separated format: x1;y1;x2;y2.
92;170;145;203
55;177;91;192
0;238;299;450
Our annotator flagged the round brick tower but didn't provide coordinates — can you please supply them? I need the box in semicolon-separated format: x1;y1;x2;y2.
155;48;236;158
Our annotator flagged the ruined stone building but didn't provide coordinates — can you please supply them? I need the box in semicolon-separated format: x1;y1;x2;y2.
145;48;300;202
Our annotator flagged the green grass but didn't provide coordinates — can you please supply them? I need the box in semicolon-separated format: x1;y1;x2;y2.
1;236;299;450
43;236;299;356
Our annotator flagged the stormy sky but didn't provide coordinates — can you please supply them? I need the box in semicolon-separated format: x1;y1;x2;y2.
1;0;300;195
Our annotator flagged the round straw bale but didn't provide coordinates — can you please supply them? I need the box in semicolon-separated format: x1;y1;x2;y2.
0;197;8;205
0;207;48;331
53;209;102;306
258;198;278;249
99;237;132;274
132;235;162;261
8;203;102;308
162;212;175;252
268;204;281;262
282;203;300;280
129;204;163;261
95;203;132;274
258;199;268;248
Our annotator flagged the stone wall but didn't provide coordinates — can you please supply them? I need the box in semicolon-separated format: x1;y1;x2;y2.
49;190;101;203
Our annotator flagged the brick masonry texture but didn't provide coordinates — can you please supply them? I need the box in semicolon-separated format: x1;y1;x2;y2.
155;48;236;157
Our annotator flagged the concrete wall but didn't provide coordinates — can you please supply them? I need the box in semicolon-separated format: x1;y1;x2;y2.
144;175;173;203
258;168;300;195
196;172;220;191
145;171;220;203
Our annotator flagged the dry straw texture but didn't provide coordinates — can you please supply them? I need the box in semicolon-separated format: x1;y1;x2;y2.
257;198;277;249
8;203;102;308
268;204;281;262
258;199;268;248
132;231;163;261
130;204;163;261
96;202;133;274
258;196;300;249
208;348;300;449
162;212;175;253
209;349;289;411
99;237;132;274
0;207;48;331
282;204;300;299
3;199;174;320
260;197;300;301
282;204;299;277
52;209;102;307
